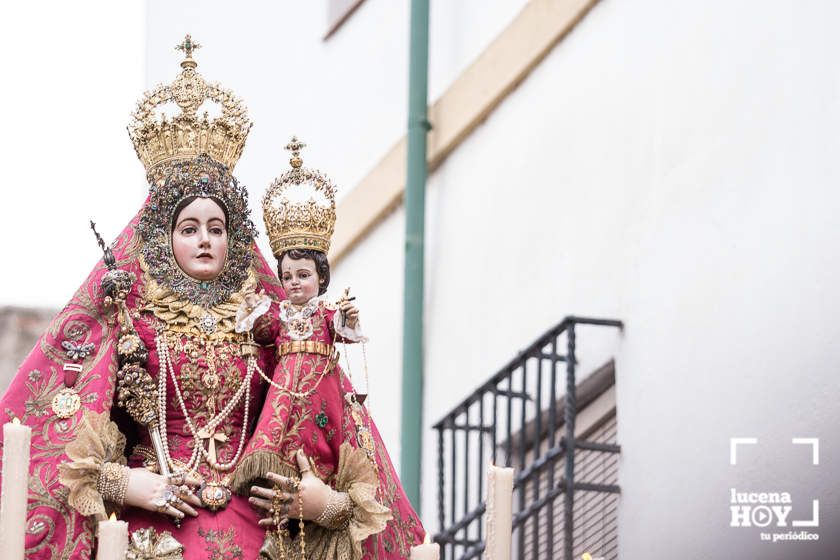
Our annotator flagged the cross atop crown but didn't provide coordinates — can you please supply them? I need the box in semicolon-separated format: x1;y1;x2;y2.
175;34;202;68
285;136;307;168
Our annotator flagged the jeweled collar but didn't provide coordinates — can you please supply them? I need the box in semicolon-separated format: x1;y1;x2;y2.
278;297;324;322
137;154;257;308
140;256;257;339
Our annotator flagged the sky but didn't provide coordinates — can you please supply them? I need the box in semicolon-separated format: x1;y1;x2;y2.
0;1;145;308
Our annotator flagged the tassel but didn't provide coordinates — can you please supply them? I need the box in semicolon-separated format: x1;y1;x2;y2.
229;451;297;494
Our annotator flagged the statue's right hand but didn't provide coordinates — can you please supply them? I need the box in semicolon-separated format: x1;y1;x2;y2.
244;290;268;312
123;468;202;519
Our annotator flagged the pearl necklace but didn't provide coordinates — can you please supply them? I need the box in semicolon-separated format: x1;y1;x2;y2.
155;331;254;474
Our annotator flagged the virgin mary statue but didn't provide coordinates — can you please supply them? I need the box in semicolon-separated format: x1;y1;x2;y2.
0;36;423;559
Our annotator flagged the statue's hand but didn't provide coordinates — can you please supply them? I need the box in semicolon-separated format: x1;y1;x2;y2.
339;300;360;330
244;290;266;312
249;449;331;527
124;468;202;519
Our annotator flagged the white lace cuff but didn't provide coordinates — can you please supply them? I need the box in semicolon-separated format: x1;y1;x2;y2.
235;294;272;333
333;312;368;342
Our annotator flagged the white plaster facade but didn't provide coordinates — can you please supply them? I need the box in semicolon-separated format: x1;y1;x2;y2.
271;2;840;558
234;3;839;558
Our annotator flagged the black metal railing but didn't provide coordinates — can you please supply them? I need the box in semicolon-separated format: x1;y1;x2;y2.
432;316;623;560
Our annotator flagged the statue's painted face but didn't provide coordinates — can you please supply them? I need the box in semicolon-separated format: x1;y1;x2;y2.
171;198;228;281
279;255;320;305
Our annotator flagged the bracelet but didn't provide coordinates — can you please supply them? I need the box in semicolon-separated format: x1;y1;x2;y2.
97;462;130;505
314;489;353;530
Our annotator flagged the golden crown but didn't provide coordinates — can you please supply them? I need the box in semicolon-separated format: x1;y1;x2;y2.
128;35;252;178
263;137;337;256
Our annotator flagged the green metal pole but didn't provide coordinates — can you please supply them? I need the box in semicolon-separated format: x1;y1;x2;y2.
400;0;430;510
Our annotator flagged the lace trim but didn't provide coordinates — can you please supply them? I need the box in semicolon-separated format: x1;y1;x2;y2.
57;409;127;518
336;442;391;555
332;313;367;342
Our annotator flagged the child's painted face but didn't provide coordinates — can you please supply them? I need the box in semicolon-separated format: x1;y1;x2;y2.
280;255;320;305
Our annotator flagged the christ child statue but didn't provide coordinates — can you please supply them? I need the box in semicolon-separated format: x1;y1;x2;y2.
233;138;425;558
232;247;389;542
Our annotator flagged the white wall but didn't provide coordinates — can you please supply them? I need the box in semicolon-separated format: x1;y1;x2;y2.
335;0;840;558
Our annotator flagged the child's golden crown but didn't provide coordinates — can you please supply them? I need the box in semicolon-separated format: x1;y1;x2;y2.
127;35;252;179
262;137;337;256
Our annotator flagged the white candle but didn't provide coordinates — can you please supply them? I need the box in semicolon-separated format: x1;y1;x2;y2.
483;464;514;560
410;533;440;560
0;418;32;560
96;513;129;560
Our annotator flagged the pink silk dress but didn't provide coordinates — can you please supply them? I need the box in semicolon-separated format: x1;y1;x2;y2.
233;299;426;559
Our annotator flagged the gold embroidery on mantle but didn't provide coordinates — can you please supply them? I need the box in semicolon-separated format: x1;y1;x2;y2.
199;527;244;559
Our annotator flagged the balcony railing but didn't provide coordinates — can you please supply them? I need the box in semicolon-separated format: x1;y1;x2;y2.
432;316;623;560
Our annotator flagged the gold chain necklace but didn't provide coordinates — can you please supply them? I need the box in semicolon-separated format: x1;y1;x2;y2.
255;349;338;400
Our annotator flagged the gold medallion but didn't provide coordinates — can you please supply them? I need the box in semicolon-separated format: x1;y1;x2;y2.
201;371;219;389
356;426;376;458
198;312;217;335
199;481;231;511
51;388;81;418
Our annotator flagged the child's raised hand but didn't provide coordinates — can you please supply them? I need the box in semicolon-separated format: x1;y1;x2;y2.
339;300;360;329
244;289;266;312
235;289;271;333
